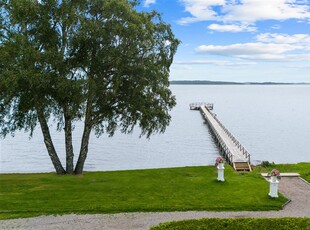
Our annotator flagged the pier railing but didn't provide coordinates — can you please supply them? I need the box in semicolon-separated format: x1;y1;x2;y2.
190;103;214;110
211;112;251;162
201;109;233;164
193;103;251;171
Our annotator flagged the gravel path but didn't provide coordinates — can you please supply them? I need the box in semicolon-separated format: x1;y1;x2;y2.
1;177;309;230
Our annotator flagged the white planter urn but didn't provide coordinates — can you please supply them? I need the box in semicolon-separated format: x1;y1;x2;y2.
217;163;225;182
271;176;277;182
269;176;279;198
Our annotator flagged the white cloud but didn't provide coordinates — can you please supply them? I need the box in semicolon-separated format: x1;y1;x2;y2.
196;43;301;55
234;54;310;61
144;0;156;7
223;0;310;22
195;42;307;61
285;64;310;70
256;33;310;44
178;0;310;25
175;60;256;66
208;23;257;32
240;54;310;61
178;0;225;25
195;31;310;62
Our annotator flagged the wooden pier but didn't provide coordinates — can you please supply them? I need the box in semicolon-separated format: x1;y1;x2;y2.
193;104;251;171
190;103;214;110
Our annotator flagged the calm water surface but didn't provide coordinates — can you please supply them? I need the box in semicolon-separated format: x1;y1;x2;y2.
1;85;310;173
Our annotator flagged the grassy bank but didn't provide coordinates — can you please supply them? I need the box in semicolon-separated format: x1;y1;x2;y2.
151;218;310;230
150;162;310;230
254;162;310;182
0;165;291;219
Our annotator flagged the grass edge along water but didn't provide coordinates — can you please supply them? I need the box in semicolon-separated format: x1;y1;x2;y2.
4;163;310;219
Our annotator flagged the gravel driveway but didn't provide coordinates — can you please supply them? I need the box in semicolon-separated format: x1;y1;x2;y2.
1;177;309;230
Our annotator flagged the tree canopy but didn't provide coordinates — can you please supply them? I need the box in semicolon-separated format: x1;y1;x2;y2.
0;0;179;174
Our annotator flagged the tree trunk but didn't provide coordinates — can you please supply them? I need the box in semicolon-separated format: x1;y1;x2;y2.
74;121;92;175
74;99;93;175
37;109;66;175
64;109;74;174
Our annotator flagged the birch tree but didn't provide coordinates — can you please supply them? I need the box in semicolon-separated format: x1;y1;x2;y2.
0;0;179;175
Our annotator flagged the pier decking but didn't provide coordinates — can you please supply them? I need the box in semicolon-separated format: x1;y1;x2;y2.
193;104;251;171
190;103;214;110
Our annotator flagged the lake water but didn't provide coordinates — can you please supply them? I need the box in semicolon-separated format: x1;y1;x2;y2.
1;85;310;173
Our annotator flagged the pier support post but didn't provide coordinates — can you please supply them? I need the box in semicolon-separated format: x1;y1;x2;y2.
217;163;225;182
268;177;279;198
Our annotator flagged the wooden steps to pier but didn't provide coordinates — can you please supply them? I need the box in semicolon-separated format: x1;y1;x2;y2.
192;103;251;172
233;162;252;172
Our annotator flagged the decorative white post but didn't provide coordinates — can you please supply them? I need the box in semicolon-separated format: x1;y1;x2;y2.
217;163;225;182
269;177;279;198
268;169;280;198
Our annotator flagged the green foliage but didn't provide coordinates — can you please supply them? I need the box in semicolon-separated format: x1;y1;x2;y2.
0;0;179;174
0;166;286;219
151;218;310;230
260;161;275;168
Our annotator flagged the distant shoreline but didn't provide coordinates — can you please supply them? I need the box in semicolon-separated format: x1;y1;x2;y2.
170;80;310;85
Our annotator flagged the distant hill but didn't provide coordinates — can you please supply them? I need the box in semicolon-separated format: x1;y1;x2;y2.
170;80;309;85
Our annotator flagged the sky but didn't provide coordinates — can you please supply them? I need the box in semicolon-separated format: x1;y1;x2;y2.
138;0;310;83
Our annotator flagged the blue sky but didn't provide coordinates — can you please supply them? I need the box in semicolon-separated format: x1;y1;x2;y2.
139;0;310;83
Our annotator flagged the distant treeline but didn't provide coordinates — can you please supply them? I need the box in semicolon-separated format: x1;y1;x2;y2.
170;80;309;85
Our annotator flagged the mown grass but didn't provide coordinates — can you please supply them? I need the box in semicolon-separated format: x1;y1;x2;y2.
150;162;310;230
151;218;310;230
0;165;289;219
253;162;310;182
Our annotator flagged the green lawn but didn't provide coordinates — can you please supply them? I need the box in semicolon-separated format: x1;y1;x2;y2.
150;162;310;230
151;218;310;230
0;165;290;219
254;162;310;182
